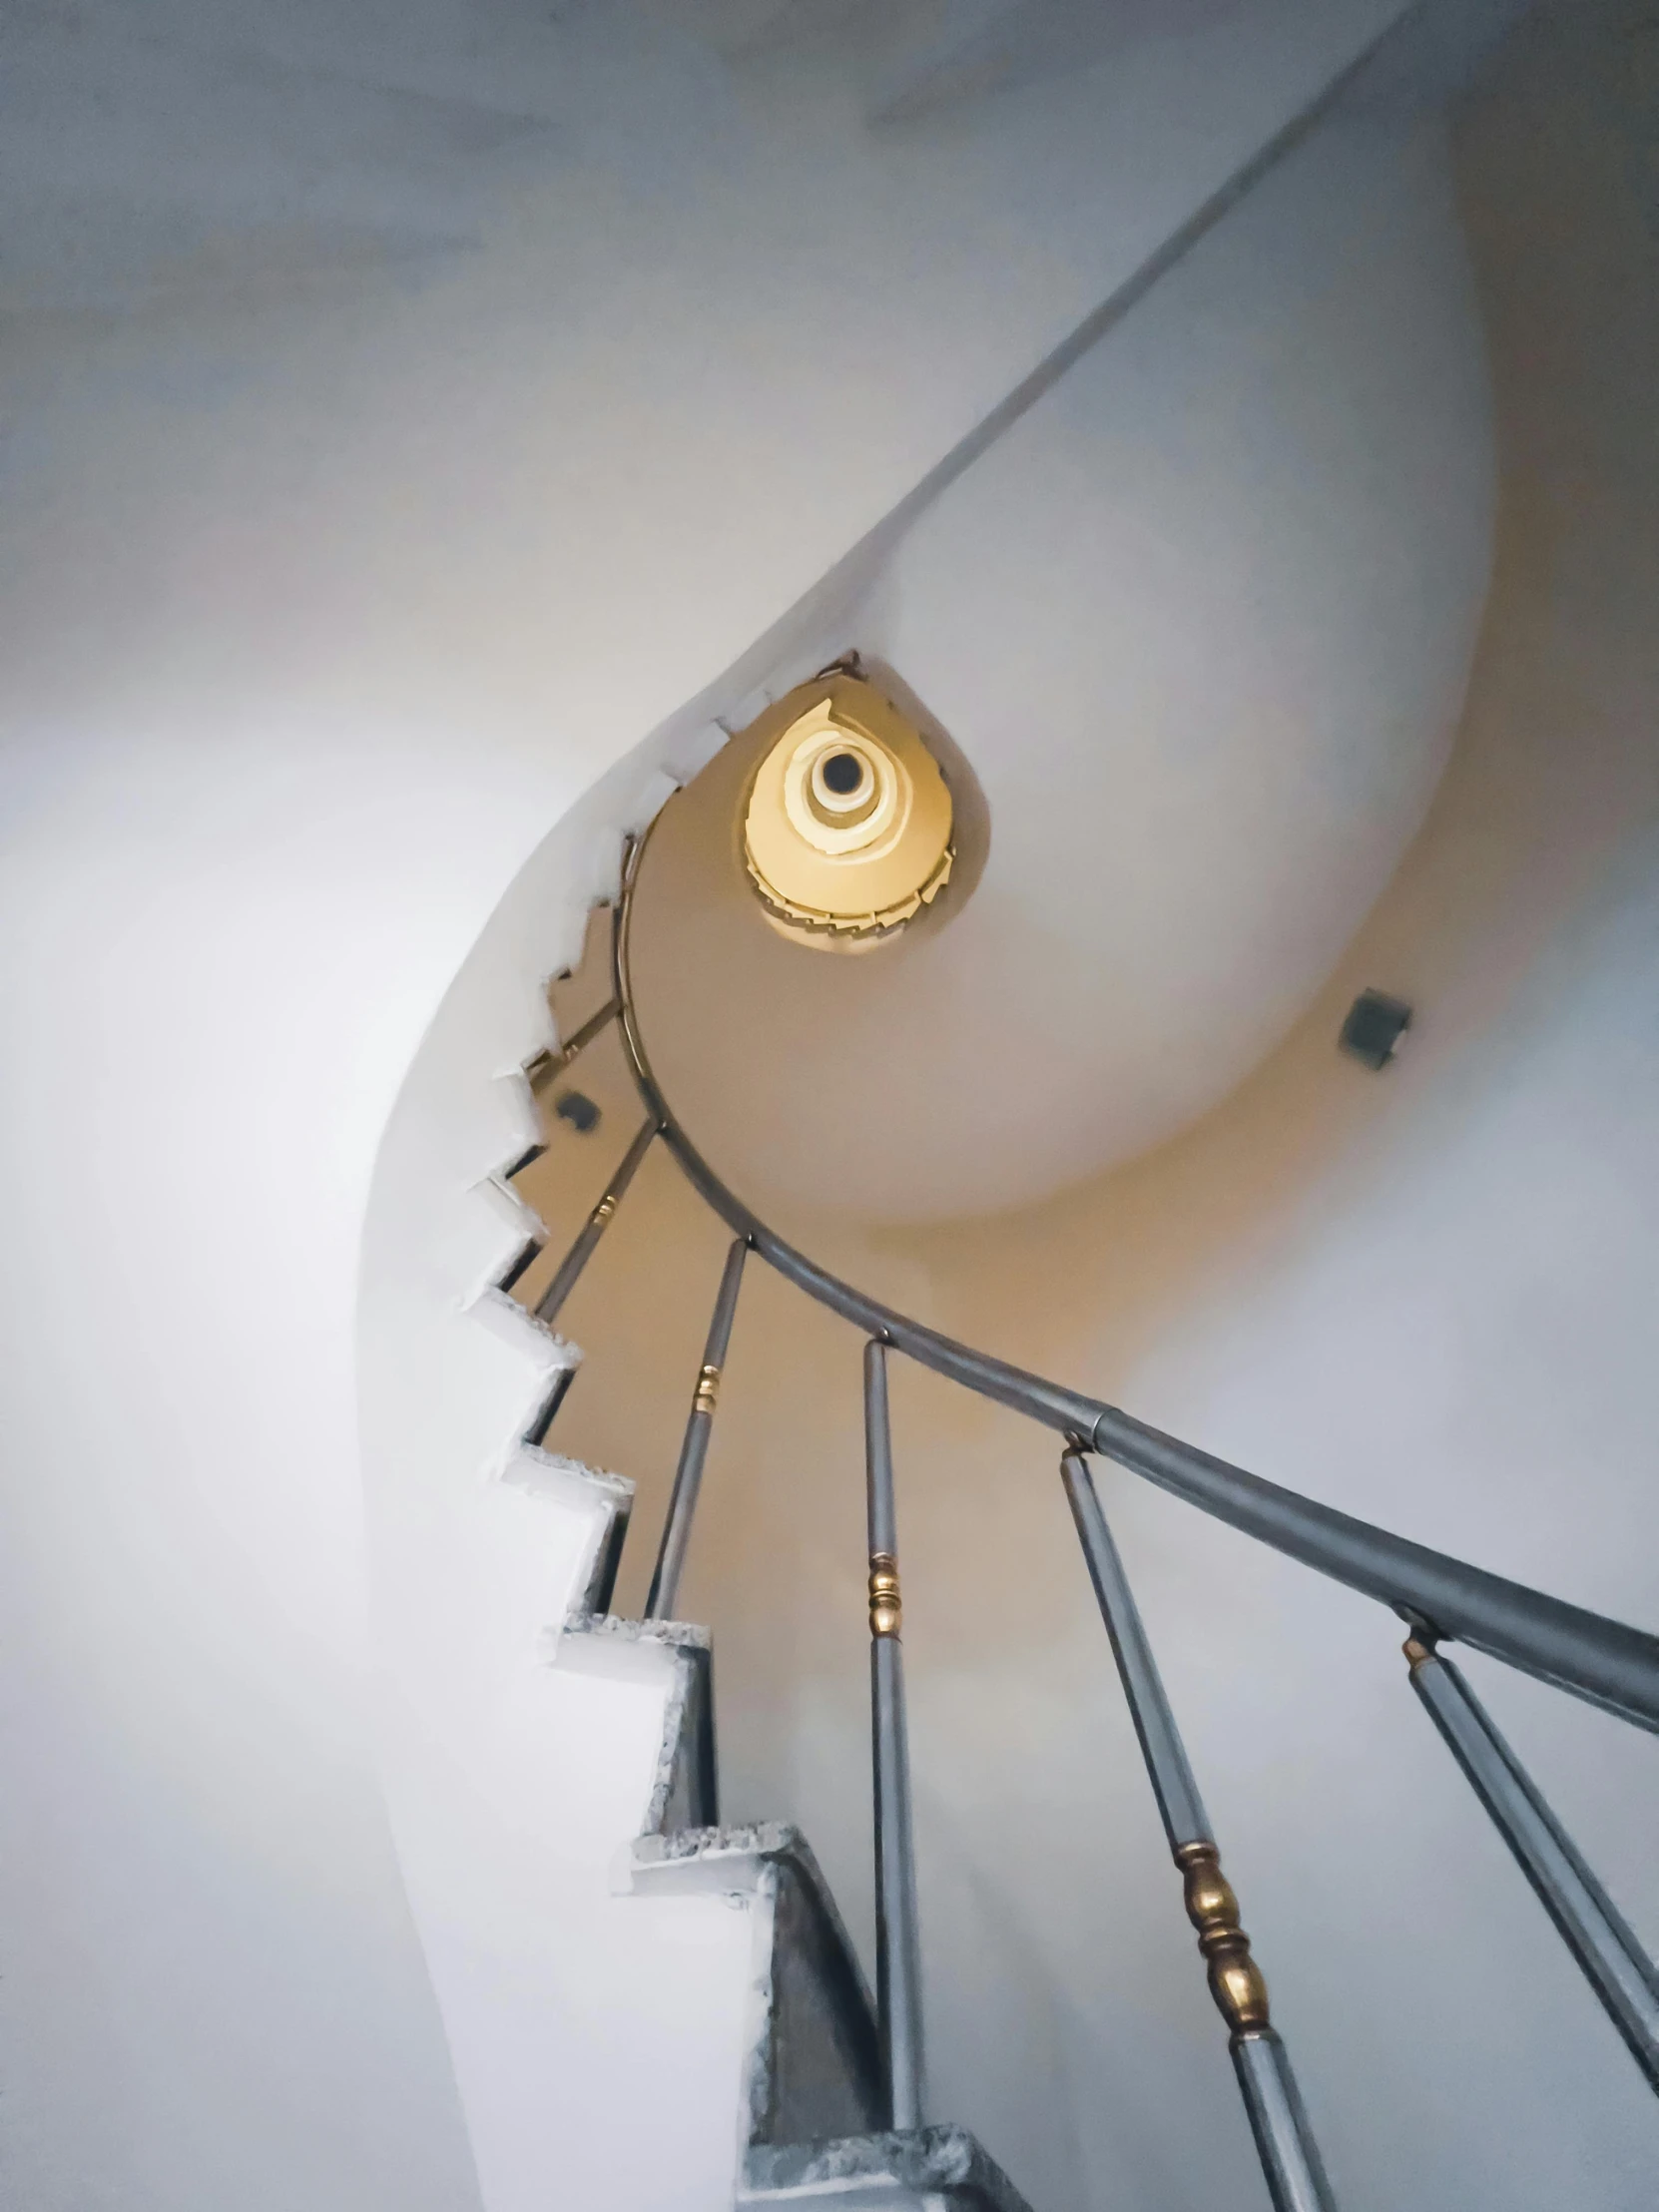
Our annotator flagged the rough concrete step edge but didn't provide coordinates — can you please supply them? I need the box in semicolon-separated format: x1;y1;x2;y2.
740;2124;1036;2212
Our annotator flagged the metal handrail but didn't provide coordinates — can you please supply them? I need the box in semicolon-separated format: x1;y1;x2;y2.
610;822;1659;1735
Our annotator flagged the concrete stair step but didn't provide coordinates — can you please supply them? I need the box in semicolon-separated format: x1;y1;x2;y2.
740;2125;1036;2211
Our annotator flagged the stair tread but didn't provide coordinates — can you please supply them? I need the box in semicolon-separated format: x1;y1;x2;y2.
741;2125;1034;2211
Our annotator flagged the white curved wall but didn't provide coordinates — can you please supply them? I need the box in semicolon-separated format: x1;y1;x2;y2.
348;39;1524;2212
0;8;1426;2207
491;21;1659;2210
633;116;1494;1223
0;5;1527;2209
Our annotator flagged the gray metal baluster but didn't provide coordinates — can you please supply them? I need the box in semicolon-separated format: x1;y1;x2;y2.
533;1116;658;1327
1404;1634;1659;2091
549;993;622;1073
525;993;622;1092
645;1238;749;1621
1062;1449;1338;2212
865;1339;925;2131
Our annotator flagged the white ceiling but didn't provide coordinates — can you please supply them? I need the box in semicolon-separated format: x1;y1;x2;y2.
0;0;1256;319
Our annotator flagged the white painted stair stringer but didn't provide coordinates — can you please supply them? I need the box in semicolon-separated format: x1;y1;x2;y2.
358;743;774;2212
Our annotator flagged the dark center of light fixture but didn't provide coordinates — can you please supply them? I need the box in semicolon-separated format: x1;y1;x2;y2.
822;751;865;796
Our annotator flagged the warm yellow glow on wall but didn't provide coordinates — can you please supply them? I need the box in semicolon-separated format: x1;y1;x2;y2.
741;671;954;950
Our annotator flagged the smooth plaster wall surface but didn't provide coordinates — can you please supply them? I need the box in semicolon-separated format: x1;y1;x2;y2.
350;47;1512;2209
778;20;1659;2209
630;113;1494;1221
433;7;1659;2208
7;7;1450;2206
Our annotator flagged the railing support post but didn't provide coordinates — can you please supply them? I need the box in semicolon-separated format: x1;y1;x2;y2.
533;1116;658;1328
1404;1635;1659;2091
524;993;621;1095
645;1237;748;1621
1062;1449;1338;2212
865;1339;925;2131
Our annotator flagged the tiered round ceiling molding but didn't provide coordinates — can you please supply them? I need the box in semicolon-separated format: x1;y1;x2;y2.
741;670;955;951
623;126;1496;1227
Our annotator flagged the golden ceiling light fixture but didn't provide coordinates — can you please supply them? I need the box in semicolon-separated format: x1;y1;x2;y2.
741;667;954;950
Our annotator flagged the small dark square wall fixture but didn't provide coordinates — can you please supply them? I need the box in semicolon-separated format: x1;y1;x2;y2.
555;1089;602;1133
1340;990;1412;1070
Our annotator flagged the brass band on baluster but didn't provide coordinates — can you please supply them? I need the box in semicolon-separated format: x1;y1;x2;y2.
869;1553;902;1638
534;1116;659;1328
1174;1842;1272;2035
693;1363;721;1415
1402;1633;1435;1671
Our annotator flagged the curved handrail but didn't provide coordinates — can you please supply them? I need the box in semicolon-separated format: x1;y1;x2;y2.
612;824;1659;1734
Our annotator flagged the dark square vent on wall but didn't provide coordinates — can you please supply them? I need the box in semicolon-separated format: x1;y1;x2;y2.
1339;989;1412;1070
555;1089;602;1134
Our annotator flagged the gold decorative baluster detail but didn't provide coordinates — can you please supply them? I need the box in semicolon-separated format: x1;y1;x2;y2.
1175;1842;1272;2034
643;1238;747;1624
868;1552;902;1638
532;1115;658;1327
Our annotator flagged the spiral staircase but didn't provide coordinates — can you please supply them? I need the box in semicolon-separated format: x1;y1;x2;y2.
350;8;1658;2209
5;2;1659;2209
461;789;1659;2212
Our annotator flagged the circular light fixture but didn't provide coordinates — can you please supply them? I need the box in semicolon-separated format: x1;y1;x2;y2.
741;672;954;950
